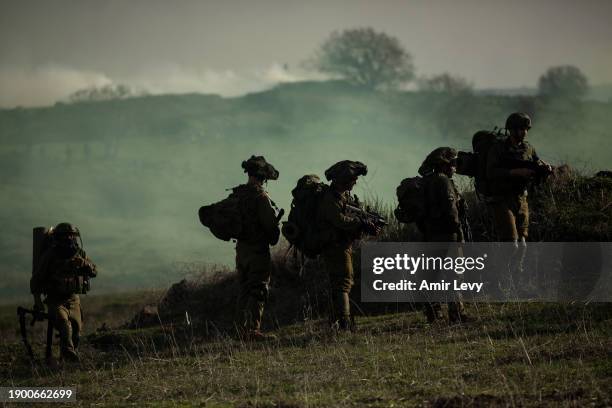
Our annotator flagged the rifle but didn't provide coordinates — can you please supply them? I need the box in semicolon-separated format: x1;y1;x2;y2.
17;306;53;361
507;159;553;184
269;199;285;223
276;208;285;223
345;203;388;234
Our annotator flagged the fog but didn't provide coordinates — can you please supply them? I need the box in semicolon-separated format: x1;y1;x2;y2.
1;83;610;302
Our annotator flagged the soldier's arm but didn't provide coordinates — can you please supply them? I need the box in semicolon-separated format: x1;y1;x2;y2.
432;176;461;231
320;195;362;234
257;193;281;246
78;249;98;277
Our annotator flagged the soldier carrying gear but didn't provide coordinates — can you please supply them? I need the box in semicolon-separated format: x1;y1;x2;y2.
486;113;552;242
419;148;471;324
235;155;281;340
317;160;381;331
486;113;553;291
30;222;97;362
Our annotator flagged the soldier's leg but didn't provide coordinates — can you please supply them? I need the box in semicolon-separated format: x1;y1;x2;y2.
447;300;466;323
68;298;82;350
488;200;522;292
324;247;354;327
516;195;529;240
488;201;518;242
511;196;530;287
239;247;271;332
422;243;449;323
423;302;442;323
340;247;354;326
244;280;268;332
235;252;250;330
49;302;77;360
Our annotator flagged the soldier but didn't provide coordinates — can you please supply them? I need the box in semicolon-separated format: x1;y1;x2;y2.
419;148;470;324
31;223;97;362
235;155;281;340
486;113;552;289
486;112;552;243
317;160;380;331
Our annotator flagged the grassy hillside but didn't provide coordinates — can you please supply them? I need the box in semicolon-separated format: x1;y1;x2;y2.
0;293;610;407
1;166;610;406
1;81;611;301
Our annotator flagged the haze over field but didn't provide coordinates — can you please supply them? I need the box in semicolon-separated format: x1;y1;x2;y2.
1;1;611;302
1;83;611;302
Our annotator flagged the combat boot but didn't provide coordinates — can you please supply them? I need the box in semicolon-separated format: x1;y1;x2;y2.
448;312;474;325
338;315;356;332
423;303;443;323
60;349;80;363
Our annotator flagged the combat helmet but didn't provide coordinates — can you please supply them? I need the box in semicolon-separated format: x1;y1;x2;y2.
52;222;80;237
51;222;82;254
505;112;532;131
324;160;368;182
242;155;279;181
419;147;457;175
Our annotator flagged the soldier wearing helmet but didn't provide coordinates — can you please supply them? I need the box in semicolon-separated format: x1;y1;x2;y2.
30;223;97;362
234;155;281;340
486;113;552;242
418;147;470;324
317;160;381;331
486;113;552;289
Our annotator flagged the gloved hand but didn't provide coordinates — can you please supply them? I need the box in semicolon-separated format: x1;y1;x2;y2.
364;221;382;236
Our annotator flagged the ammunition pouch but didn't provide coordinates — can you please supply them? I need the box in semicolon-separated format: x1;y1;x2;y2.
49;274;90;296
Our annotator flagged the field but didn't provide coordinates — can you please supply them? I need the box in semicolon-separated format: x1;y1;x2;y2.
1;290;611;407
1;169;611;407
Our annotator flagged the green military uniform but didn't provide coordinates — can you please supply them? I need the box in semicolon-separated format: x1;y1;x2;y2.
486;138;540;241
235;156;281;335
423;172;465;243
317;189;363;325
317;160;370;329
31;247;96;361
420;148;466;323
484;113;551;290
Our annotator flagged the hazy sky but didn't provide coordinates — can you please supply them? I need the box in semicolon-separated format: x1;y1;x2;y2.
1;0;611;107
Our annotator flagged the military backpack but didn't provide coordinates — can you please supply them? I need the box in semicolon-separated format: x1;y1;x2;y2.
394;176;426;225
281;175;329;258
456;128;505;197
198;187;245;241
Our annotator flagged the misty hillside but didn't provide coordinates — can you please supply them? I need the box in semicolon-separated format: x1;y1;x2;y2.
476;83;612;102
1;80;610;302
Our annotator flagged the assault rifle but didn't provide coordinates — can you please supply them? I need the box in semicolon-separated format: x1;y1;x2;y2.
345;203;388;234
507;159;553;184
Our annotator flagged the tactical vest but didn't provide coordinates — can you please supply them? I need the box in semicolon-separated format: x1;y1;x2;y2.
45;251;92;296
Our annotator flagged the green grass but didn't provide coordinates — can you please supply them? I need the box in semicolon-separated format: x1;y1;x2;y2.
1;294;610;407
